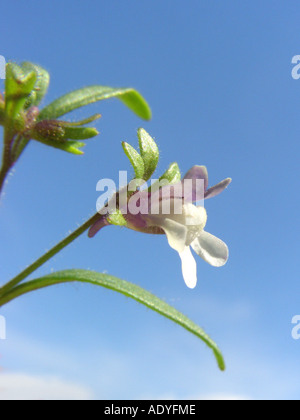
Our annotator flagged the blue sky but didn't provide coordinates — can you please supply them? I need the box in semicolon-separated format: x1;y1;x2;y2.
0;0;300;400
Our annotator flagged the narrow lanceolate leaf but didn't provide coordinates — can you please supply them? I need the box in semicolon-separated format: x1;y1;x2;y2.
137;128;159;181
59;114;101;127
122;141;145;179
0;269;225;371
38;86;152;121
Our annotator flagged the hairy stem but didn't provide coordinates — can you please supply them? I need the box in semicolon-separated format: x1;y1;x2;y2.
0;159;11;194
0;212;101;297
0;138;13;196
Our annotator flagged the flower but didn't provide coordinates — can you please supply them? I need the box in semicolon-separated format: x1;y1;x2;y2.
89;165;231;289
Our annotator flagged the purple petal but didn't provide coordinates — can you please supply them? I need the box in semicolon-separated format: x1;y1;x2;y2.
125;212;149;230
159;179;205;204
205;178;232;199
183;166;209;191
160;181;184;199
88;216;110;238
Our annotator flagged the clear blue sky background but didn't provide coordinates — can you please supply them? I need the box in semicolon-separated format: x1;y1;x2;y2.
0;0;299;400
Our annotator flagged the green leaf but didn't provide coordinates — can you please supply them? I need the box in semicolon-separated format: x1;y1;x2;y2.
5;62;37;120
150;162;181;192
118;89;152;121
21;62;50;108
137;128;159;180
38;86;152;121
0;269;225;371
122;141;145;179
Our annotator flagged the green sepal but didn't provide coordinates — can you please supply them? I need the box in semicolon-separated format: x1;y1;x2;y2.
30;117;99;154
63;126;99;140
150;162;181;192
32;121;65;141
59;114;101;127
107;209;127;226
137;128;159;181
33;136;85;155
122;141;145;179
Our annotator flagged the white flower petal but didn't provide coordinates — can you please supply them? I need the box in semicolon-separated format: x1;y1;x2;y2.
179;246;198;289
157;203;207;246
191;231;229;267
157;218;188;253
183;204;207;245
182;203;207;228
